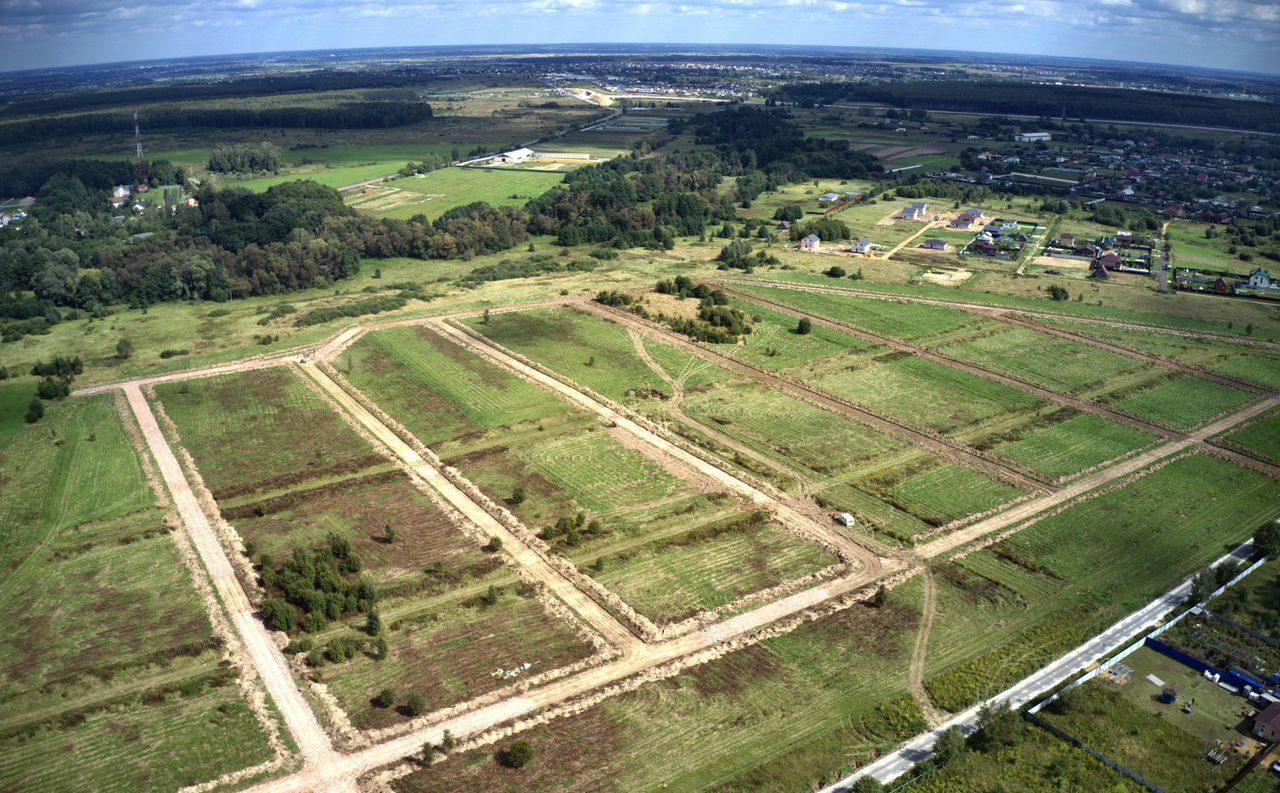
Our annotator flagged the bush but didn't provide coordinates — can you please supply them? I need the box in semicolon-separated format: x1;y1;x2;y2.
500;740;534;769
159;349;189;359
796;317;812;335
1255;522;1280;558
25;397;44;423
405;692;426;717
262;598;296;632
36;376;70;400
0;366;7;380
374;687;395;708
824;266;847;278
509;485;526;506
485;536;503;553
442;729;456;752
1047;285;1069;302
116;338;134;359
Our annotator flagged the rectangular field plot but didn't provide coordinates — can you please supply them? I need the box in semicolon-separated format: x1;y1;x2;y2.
461;308;673;403
0;392;275;792
805;352;1043;436
936;325;1158;395
321;587;593;731
736;285;997;343
1039;651;1253;793
347;166;565;220
719;298;870;372
1106;374;1255;430
922;454;1280;713
991;412;1155;479
342;326;836;626
1226;411;1280;464
154;368;384;500
392;584;925;793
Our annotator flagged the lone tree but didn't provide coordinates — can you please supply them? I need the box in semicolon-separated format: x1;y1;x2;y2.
848;777;885;793
509;485;526;506
1256;521;1280;558
384;521;397;543
871;584;888;608
374;687;395;708
1047;285;1070;302
116;338;134;359
485;536;503;553
441;729;456;752
500;740;534;769
421;742;436;764
405;692;426;717
796;317;812;335
25;397;44;424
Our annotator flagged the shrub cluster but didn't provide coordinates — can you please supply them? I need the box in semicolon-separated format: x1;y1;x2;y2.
259;534;376;634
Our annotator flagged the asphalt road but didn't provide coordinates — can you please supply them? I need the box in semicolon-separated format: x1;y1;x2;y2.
820;541;1256;791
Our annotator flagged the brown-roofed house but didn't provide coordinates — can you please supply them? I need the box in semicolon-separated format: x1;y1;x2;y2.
1253;702;1280;742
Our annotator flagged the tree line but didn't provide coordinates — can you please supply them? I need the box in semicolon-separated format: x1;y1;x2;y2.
769;81;1280;134
0;101;433;146
207;142;288;174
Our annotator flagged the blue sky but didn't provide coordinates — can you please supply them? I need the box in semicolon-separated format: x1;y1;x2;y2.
2;0;1278;74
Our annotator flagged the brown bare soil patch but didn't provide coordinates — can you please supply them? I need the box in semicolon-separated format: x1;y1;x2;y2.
638;292;703;321
212;454;388;503
392;706;625;793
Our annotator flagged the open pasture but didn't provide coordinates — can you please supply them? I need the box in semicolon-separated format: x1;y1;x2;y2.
347;167;564;220
342;324;835;627
924;453;1280;712
153;367;383;500
1168;222;1260;276
394;581;926;793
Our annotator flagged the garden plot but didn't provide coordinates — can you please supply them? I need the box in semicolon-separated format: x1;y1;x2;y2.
340;325;837;628
393;580;927;793
0;389;275;792
990;412;1155;479
1039;647;1257;793
922;454;1280;713
354;167;565;220
152;366;593;731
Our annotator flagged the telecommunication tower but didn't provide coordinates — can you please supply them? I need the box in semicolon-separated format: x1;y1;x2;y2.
133;109;149;191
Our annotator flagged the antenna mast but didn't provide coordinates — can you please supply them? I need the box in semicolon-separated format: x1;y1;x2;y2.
133;108;149;191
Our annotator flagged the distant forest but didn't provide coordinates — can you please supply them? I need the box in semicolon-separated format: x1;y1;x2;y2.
771;81;1280;133
0;101;433;146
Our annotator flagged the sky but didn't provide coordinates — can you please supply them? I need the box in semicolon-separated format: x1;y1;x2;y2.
2;0;1279;75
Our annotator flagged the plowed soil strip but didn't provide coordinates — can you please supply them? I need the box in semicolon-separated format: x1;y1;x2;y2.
581;301;1050;494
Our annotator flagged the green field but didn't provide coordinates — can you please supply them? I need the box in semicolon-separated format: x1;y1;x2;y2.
1168;222;1261;276
345;167;565;220
153;367;382;500
394;580;927;793
0;386;275;792
1108;374;1254;430
923;454;1280;713
1224;411;1280;463
342;325;835;626
992;412;1155;479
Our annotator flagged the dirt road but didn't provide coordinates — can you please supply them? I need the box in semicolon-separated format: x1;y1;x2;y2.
121;385;340;771
907;567;948;728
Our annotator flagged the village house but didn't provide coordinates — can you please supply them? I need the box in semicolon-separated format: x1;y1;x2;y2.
495;147;535;164
1253;702;1280;742
851;238;873;255
903;202;929;222
800;234;821;253
1249;267;1273;289
1015;132;1052;143
921;239;949;252
819;192;841;203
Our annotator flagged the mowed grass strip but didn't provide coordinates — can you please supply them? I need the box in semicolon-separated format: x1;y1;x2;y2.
1108;374;1254;430
923;454;1280;712
362;167;565;220
937;325;1154;394
322;587;594;730
809;353;1041;436
641;338;736;390
154;367;382;500
392;583;926;793
589;513;836;624
466;308;672;404
722;298;870;372
343;325;574;448
1224;411;1280;463
992;413;1155;479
